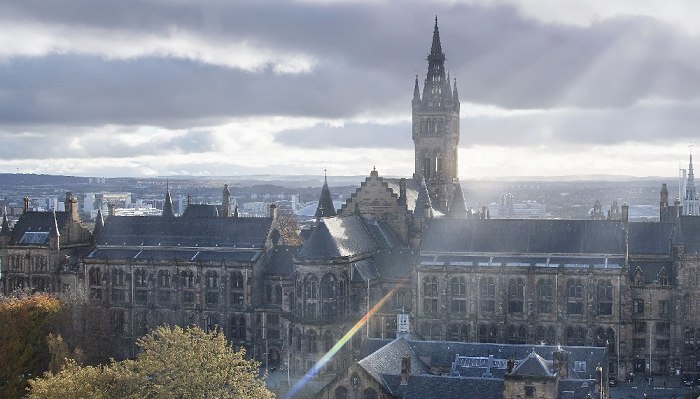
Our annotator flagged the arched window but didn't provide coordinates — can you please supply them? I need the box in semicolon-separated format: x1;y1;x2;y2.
480;277;496;313
335;386;349;399
449;323;469;342
112;269;124;286
305;276;318;300
231;315;246;340
305;275;319;319
181;270;194;288
89;267;101;286
158;270;171;287
134;269;148;287
206;271;219;306
206;271;218;289
450;277;467;313
362;388;377;399
567;279;583;315
597;281;613;316
230;271;244;306
508;278;524;314
566;326;587;346
537;278;553;314
478;324;499;343
536;325;556;345
423;277;439;314
307;330;318;353
321;274;337;319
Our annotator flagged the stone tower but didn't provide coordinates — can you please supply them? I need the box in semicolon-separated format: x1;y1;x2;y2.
412;17;460;210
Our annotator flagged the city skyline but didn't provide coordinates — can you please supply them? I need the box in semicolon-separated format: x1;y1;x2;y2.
2;1;700;178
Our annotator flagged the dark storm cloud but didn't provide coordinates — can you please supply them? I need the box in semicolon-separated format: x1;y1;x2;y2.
0;128;217;160
0;55;405;128
2;0;700;145
274;122;413;149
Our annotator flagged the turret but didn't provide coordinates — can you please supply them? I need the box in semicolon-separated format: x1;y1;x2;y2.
315;170;336;219
48;210;60;250
93;208;104;242
222;184;232;217
162;182;176;217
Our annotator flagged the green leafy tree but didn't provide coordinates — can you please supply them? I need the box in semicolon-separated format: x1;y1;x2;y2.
0;294;61;398
28;325;274;399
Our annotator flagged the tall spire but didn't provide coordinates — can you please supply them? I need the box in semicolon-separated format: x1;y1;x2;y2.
429;16;444;61
315;169;336;218
684;148;699;216
93;208;104;239
413;74;420;103
162;181;176;217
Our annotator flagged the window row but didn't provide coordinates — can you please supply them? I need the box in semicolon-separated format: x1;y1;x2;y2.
88;267;248;290
421;276;615;316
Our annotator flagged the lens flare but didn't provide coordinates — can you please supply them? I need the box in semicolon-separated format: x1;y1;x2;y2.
283;274;411;399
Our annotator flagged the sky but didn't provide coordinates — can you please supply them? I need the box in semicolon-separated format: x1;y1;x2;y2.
2;0;700;179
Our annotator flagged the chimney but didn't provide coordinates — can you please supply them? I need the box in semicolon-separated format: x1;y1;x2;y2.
269;203;278;219
481;206;488;219
400;352;411;385
23;196;29;213
108;203;116;217
65;192;79;221
398;178;407;206
187;194;192;206
552;348;568;378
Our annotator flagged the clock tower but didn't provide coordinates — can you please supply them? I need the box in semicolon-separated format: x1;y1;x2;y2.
412;17;460;211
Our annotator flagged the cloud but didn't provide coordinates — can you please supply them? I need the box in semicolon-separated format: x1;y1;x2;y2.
1;0;700;177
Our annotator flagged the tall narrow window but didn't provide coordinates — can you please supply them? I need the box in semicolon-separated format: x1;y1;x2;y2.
508;278;524;314
567;279;583;315
480;277;496;313
597;281;613;316
450;277;467;313
423;277;439;314
537;279;553;314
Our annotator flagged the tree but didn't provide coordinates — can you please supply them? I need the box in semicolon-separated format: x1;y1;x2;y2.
0;294;61;398
27;325;274;399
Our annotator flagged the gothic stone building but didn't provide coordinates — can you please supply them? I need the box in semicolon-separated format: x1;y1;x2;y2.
5;19;700;390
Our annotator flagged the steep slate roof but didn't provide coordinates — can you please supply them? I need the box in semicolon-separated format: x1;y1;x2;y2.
266;245;300;277
365;220;404;249
373;249;418;278
87;248;261;262
628;222;673;254
359;338;430;382
383;374;503;399
421;219;625;254
509;351;552;377
10;211;69;245
315;176;337;218
181;204;219;218
96;216;272;248
297;216;374;260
